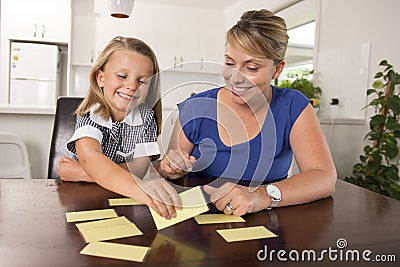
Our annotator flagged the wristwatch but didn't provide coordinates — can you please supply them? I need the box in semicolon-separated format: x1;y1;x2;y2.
264;184;282;210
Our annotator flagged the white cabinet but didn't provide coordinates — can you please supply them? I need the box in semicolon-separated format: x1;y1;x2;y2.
158;22;200;72
0;0;71;108
71;15;96;66
155;7;225;74
69;2;224;74
1;0;71;43
198;26;225;73
157;22;224;74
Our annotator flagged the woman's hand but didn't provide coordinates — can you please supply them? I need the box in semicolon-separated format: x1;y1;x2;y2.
57;156;94;182
203;182;271;216
159;149;196;179
135;177;182;219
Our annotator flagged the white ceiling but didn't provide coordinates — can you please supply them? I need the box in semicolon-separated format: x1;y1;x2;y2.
141;0;241;10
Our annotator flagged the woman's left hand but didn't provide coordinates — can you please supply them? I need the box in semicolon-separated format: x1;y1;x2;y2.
203;182;270;216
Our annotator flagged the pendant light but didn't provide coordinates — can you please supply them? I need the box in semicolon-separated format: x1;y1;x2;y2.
109;0;134;18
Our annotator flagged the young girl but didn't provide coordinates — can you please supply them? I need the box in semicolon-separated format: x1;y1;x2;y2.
58;36;180;219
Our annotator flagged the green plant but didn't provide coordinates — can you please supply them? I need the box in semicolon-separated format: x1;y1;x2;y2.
278;70;322;105
345;60;400;200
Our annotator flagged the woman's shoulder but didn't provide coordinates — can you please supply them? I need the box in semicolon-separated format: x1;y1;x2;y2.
178;87;219;109
273;86;308;100
272;86;310;124
272;86;310;106
178;87;220;122
187;87;219;100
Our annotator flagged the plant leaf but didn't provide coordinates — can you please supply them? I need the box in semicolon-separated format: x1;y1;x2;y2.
388;97;400;115
369;115;385;130
372;80;384;89
379;60;388;66
367;89;377;96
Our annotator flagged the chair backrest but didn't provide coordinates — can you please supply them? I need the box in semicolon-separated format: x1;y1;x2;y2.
47;97;83;179
0;132;31;179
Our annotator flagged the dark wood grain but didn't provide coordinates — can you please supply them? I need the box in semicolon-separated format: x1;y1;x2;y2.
0;178;399;266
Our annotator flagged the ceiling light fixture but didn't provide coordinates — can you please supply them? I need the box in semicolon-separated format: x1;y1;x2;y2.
109;0;134;18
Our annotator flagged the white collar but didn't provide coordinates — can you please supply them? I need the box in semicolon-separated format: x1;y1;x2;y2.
89;103;143;129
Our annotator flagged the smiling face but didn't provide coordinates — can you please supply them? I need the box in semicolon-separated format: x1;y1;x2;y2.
96;49;154;122
222;43;285;105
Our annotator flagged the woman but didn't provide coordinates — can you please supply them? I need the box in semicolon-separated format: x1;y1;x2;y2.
158;9;336;216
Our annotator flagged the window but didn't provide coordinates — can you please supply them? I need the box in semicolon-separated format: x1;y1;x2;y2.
277;21;315;85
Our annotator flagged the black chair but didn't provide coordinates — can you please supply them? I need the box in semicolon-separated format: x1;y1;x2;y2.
47;97;83;179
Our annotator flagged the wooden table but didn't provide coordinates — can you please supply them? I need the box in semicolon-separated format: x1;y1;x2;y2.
0;178;399;266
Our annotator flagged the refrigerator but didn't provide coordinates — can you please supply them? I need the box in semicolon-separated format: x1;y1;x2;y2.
9;42;60;107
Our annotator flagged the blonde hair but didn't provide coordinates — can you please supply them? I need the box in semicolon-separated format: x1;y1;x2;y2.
76;36;162;135
227;9;288;64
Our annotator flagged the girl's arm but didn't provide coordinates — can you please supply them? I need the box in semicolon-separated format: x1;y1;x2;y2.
58;157;132;182
58;156;94;182
124;157;150;178
75;137;181;219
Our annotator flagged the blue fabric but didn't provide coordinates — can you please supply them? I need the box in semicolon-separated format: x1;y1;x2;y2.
178;86;310;183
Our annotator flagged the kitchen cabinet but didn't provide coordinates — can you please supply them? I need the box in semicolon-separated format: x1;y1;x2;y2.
158;22;200;72
157;22;224;74
70;1;224;74
198;26;225;73
0;0;71;108
1;0;71;44
71;15;96;66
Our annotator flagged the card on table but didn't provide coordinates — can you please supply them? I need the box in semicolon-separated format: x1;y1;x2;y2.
66;209;117;223
216;226;277;242
80;241;150;262
76;216;143;243
150;186;209;230
194;214;246;224
109;198;142;206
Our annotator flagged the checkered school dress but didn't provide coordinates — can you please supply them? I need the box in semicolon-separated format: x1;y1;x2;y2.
67;103;160;163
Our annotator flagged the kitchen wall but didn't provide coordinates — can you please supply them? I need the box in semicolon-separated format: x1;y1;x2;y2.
315;0;400;178
1;0;399;179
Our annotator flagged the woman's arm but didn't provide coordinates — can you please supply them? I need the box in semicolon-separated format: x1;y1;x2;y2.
204;104;337;216
75;137;181;219
274;104;337;205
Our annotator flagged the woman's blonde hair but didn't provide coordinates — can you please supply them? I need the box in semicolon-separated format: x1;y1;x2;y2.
227;9;289;64
76;36;162;135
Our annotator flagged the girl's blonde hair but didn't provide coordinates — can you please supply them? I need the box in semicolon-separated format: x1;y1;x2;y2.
227;9;289;65
76;36;162;135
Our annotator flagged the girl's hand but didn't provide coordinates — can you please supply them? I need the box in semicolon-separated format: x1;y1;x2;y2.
159;149;196;179
203;182;271;216
57;156;94;182
135;178;181;219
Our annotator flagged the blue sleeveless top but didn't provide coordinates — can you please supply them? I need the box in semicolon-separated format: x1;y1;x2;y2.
178;86;309;184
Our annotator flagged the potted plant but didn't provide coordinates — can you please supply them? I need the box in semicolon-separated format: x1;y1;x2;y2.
278;70;322;111
345;60;400;200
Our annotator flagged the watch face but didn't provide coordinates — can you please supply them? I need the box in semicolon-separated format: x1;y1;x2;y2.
267;184;281;199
